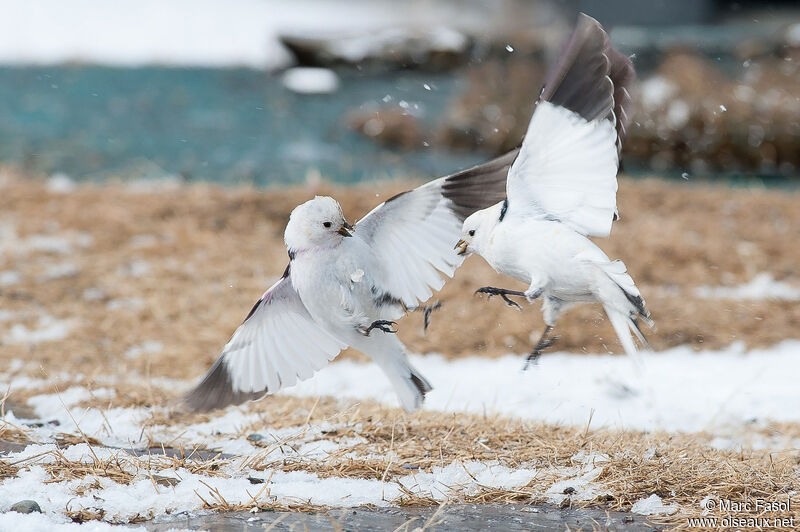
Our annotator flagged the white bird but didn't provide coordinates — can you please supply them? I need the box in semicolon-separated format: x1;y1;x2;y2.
455;14;652;365
183;154;515;412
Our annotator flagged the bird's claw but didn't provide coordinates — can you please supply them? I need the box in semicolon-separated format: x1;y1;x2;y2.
421;301;443;333
362;320;397;336
474;287;525;311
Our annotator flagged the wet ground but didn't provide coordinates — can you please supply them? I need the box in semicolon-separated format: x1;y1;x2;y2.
148;504;661;531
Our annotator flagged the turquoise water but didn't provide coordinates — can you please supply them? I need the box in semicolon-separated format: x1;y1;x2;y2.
0;66;484;185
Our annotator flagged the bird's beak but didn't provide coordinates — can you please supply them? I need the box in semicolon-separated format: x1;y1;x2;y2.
338;222;354;237
454;239;468;255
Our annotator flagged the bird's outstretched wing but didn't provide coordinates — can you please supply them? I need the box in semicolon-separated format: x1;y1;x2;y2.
183;269;346;411
506;13;635;237
355;151;515;307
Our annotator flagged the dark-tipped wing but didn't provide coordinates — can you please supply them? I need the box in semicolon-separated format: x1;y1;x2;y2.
506;13;635;237
183;272;347;411
354;151;515;307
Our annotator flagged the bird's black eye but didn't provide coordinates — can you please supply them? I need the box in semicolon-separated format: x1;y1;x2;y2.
323;222;332;228
468;230;475;237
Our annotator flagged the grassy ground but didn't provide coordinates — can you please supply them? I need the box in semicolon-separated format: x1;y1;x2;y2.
0;170;798;382
1;171;799;529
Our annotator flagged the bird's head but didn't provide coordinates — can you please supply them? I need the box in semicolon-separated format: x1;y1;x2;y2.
455;202;503;257
284;196;354;253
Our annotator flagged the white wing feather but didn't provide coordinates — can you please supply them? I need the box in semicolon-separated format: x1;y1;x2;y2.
506;101;619;237
184;274;347;410
355;180;464;308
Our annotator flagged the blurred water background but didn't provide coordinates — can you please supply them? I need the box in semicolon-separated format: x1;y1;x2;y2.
1;0;798;186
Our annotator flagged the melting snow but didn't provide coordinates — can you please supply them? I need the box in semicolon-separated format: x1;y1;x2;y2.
631;494;679;516
695;273;800;301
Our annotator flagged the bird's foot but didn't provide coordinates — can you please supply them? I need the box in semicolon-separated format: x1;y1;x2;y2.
419;301;442;333
522;336;558;371
474;287;526;311
361;320;397;336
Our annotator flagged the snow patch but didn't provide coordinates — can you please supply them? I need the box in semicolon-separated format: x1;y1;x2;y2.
281;341;800;433
3;316;76;344
631;494;678;516
47;173;77;194
39;262;80;281
399;461;536;500
123;341;163;359
695;273;800;301
0;270;21;285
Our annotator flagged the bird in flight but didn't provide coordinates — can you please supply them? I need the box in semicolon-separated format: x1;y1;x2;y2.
455;13;652;366
183;154;515;412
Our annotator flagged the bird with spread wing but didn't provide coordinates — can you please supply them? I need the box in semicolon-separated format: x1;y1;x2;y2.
183;154;514;412
455;13;652;366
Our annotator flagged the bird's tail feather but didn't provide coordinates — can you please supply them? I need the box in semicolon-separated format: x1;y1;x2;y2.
362;335;433;412
629;317;651;350
387;361;432;412
604;305;641;358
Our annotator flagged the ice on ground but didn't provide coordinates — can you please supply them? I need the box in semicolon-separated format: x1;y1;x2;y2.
281;67;340;94
3;315;76;345
695;273;800;301
631;494;679;516
282;341;800;433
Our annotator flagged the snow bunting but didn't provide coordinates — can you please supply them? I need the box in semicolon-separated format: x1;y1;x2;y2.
455;14;652;365
184;155;516;412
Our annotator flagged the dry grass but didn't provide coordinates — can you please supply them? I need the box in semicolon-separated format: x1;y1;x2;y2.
3;393;798;529
1;171;799;529
0;170;798;388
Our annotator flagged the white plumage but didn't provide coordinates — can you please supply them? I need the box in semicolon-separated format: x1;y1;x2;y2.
456;14;651;362
185;156;513;412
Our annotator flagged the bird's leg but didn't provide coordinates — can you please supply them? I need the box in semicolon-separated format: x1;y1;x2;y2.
523;325;557;370
525;287;543;303
419;300;442;333
361;320;397;336
474;287;526;310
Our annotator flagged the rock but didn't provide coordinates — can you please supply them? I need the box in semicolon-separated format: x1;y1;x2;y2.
348;107;425;150
247;433;264;442
10;500;42;514
434;58;544;153
279;27;471;71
